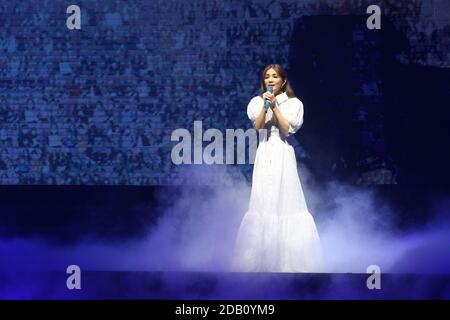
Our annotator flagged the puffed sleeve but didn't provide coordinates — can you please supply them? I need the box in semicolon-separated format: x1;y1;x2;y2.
247;96;264;125
280;98;304;136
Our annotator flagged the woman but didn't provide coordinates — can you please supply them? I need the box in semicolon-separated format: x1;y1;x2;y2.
233;64;323;272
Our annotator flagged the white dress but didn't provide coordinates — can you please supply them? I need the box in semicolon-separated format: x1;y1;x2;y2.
233;92;323;273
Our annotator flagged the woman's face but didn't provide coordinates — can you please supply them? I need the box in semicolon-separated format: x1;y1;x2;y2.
264;68;284;95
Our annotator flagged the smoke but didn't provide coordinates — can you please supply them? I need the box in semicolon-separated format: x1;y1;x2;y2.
0;165;251;273
128;165;252;271
308;181;398;273
302;172;450;274
1;164;450;299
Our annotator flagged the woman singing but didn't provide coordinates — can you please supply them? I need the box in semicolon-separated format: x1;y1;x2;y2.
233;64;323;272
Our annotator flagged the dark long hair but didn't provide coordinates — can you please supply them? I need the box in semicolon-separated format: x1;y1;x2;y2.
259;64;296;98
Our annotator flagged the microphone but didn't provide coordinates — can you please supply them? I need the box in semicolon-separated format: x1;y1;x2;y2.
265;86;273;109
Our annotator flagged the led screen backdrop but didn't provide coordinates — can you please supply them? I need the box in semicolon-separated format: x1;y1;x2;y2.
0;0;449;186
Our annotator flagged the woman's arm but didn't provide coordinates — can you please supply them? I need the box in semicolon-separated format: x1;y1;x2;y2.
272;106;290;136
263;91;290;135
253;106;267;130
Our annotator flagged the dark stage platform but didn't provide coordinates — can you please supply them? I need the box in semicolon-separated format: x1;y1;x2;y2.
2;271;449;299
1;185;450;300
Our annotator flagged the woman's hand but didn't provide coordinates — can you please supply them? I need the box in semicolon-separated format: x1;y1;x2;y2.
262;91;275;108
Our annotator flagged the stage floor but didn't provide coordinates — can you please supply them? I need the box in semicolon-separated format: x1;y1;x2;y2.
1;271;449;299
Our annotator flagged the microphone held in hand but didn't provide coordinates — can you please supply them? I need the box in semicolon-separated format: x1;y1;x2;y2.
265;86;273;109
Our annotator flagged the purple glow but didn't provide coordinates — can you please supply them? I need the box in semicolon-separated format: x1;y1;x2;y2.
1;165;450;299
